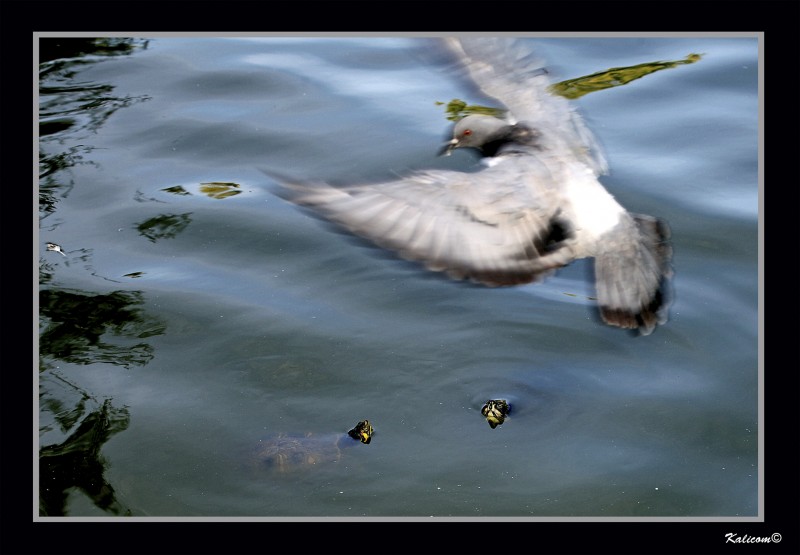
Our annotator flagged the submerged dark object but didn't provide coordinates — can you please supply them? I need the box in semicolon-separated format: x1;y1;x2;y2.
253;420;373;473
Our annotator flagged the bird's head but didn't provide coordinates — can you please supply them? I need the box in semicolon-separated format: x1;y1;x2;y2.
439;115;520;157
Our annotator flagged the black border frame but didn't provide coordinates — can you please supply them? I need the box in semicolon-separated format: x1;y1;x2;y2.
6;1;799;554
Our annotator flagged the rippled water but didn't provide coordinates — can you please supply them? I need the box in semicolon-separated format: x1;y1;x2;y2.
38;36;759;518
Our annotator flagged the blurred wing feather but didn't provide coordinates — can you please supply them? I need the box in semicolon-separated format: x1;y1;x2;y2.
270;164;576;286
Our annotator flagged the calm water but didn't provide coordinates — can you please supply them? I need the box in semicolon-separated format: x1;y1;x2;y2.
38;36;759;518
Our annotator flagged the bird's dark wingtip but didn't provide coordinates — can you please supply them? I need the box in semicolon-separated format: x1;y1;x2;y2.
598;285;671;337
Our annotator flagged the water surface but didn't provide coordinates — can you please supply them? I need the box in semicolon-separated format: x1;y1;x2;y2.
38;36;759;518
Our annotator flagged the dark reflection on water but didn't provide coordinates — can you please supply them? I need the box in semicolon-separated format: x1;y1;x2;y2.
39;38;148;65
39;145;97;217
40;397;132;516
135;212;194;242
39;62;150;139
37;39;166;517
39;289;165;369
38;38;150;220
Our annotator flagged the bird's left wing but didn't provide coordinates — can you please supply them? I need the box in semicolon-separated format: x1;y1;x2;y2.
267;164;577;287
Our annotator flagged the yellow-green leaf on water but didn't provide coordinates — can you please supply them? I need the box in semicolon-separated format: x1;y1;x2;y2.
199;182;242;200
435;99;507;121
549;53;703;99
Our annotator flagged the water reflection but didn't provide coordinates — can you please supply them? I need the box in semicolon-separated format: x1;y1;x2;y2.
39;145;97;218
39;37;150;217
39;37;148;65
39;289;165;370
39;69;150;138
39;398;132;516
38;40;165;516
135;213;193;242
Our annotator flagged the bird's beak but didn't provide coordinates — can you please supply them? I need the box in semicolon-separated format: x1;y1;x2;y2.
438;138;458;157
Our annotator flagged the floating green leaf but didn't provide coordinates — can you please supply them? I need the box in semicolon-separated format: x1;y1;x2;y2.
549;53;703;99
435;99;507;122
199;181;242;200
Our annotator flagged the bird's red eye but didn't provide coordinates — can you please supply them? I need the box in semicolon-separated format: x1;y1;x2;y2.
463;129;472;136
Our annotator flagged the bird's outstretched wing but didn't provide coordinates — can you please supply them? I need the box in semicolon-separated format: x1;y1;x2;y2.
441;37;608;176
267;163;577;287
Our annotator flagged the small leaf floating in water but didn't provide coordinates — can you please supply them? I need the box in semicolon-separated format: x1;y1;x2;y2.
199;182;242;200
436;99;507;122
548;53;703;100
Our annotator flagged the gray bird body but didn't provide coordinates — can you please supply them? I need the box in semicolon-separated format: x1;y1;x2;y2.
267;38;673;335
